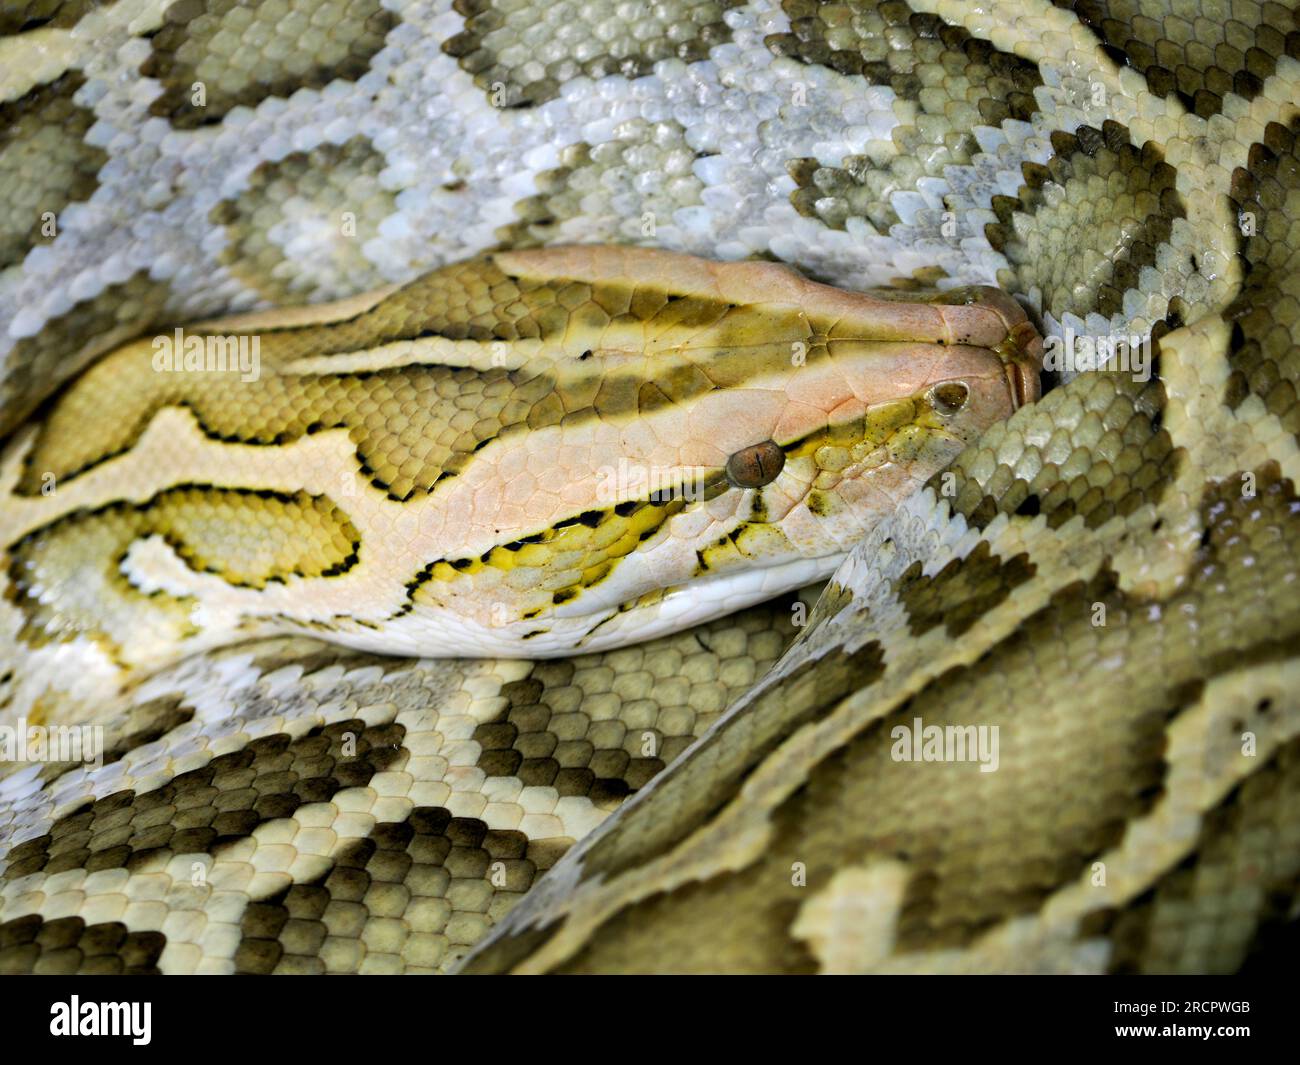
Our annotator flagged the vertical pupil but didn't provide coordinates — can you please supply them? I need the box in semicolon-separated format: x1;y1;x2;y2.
726;440;785;488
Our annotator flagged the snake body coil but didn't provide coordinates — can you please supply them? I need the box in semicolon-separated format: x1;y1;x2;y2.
0;0;1298;975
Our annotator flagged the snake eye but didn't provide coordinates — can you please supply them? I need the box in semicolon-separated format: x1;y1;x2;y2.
726;439;785;488
929;381;970;415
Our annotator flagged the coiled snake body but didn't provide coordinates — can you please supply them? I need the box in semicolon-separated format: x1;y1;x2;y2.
0;0;1298;974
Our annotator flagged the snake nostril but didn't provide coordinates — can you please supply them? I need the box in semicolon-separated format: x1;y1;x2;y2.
726;440;785;488
929;381;970;415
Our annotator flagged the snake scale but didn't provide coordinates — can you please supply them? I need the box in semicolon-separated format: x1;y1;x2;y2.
0;0;1298;975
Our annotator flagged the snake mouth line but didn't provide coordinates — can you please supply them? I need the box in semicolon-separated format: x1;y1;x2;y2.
1004;322;1045;409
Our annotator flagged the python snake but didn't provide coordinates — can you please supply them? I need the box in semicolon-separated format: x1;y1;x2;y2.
0;0;1298;975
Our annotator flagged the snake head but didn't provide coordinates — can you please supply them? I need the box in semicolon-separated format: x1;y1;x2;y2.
399;249;1042;655
1;247;1041;672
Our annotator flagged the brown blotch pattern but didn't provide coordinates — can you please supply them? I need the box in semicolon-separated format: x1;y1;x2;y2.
241;637;409;681
0;0;111;34
544;566;1156;970
796;578;854;637
896;540;1036;638
476;673;658;804
1224;118;1300;445
768;0;1042;232
568;639;887;886
986;122;1186;322
1;719;405;879
141;0;397;129
442;0;742;109
549;467;1300;970
18;697;196;791
1053;0;1300;117
1083;735;1300;974
210;135;396;303
234;807;569;974
474;595;803;808
0;915;164;975
495;126;707;248
496;142;597;247
0;271;173;441
0;72;107;271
